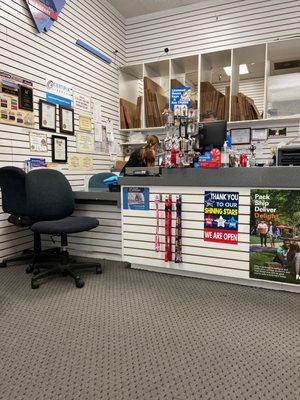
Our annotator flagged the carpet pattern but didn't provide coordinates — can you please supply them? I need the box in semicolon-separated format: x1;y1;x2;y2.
0;262;300;400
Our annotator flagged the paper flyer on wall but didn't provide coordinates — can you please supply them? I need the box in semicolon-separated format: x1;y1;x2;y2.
250;189;300;284
68;154;93;171
93;100;102;123
76;132;95;153
29;131;48;153
73;92;91;112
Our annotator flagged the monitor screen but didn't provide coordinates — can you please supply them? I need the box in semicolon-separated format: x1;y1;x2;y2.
197;120;227;149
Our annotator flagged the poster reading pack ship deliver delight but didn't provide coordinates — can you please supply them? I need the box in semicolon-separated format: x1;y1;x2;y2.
250;189;300;284
204;191;239;245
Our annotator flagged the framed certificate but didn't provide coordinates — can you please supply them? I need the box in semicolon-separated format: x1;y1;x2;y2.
52;135;68;163
59;105;74;135
39;100;56;132
230;128;251;145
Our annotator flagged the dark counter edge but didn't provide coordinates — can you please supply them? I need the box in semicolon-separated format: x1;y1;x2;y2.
74;191;121;207
119;167;300;188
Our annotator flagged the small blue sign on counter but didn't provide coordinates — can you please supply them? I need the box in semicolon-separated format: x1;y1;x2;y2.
123;187;150;210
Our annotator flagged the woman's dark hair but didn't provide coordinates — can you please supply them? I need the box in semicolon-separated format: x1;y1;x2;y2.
202;110;216;120
140;135;159;166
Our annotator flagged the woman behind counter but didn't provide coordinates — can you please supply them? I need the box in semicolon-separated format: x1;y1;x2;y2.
121;135;160;175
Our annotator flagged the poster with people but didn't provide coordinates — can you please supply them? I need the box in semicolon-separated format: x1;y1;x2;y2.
250;189;300;284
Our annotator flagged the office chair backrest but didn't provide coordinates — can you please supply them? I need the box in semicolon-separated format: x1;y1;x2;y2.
89;172;116;188
26;169;75;221
0;166;27;216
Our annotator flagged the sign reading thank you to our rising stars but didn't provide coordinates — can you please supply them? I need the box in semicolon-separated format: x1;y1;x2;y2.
204;191;239;245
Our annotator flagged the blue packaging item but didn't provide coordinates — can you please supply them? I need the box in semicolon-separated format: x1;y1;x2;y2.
199;152;212;162
103;175;119;185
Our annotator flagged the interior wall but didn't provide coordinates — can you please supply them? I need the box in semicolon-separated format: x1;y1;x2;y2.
0;0;126;260
125;0;300;63
125;0;300;164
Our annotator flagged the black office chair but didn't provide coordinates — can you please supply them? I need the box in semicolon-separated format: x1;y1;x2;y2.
89;172;116;188
26;169;102;289
0;167;33;268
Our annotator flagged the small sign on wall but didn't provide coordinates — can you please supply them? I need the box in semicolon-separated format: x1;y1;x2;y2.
204;191;239;244
123;187;150;210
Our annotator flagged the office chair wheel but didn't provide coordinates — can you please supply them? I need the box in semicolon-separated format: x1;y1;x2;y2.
96;266;102;274
26;264;34;274
31;280;40;289
33;267;41;276
0;260;7;268
75;278;85;289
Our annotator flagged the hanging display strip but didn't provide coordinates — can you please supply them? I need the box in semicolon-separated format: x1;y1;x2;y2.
175;195;182;263
155;195;161;252
164;195;173;262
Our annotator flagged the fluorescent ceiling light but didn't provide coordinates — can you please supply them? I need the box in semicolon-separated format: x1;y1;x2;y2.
224;64;249;76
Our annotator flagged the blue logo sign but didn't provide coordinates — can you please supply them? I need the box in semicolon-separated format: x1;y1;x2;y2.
46;92;72;107
25;0;66;33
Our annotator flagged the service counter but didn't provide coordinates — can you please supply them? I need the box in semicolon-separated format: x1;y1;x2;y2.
119;167;300;293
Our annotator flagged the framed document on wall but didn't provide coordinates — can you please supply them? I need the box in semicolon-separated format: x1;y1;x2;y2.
230;128;251;145
59;105;74;135
39;100;56;132
52;135;68;163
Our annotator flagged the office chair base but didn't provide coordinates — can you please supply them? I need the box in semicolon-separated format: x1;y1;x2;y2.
0;252;33;268
31;254;102;289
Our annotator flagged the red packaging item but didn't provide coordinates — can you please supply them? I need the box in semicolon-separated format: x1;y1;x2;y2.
240;153;247;168
200;148;221;168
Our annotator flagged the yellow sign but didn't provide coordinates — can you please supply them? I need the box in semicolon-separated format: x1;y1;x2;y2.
68;154;93;171
79;115;92;132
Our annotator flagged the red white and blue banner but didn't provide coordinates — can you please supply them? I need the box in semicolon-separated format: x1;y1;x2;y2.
204;191;239;245
25;0;66;32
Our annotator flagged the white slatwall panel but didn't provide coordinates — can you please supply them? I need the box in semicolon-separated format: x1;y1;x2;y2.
0;0;125;260
43;203;122;261
214;78;265;113
125;0;300;63
122;186;251;279
125;0;300;165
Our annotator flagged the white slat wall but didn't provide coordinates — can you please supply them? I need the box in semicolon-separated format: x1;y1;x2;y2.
123;187;250;279
125;0;300;63
214;78;265;113
0;0;125;260
43;203;122;261
125;0;300;164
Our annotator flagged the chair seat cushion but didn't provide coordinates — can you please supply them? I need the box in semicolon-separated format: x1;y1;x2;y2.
31;216;99;234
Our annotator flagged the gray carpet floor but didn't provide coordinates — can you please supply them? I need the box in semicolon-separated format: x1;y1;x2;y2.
0;262;299;400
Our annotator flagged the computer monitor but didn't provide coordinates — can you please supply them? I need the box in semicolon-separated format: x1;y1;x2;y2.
196;120;227;150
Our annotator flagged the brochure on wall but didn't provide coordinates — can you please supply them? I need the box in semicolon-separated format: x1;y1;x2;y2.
123;187;150;210
204;191;239;245
76;132;95;153
45;76;73;107
68;154;93;171
170;86;191;116
100;121;109;153
93;100;102;123
250;189;300;284
79;114;92;132
73;92;91;112
0;71;34;128
29;131;48;153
